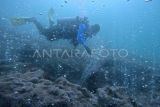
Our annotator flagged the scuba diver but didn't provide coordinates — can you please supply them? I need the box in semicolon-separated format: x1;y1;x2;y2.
11;8;100;55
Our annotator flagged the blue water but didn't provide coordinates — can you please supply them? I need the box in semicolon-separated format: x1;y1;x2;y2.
0;0;160;63
0;1;160;106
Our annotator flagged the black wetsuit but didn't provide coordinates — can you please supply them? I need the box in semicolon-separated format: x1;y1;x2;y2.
33;16;89;47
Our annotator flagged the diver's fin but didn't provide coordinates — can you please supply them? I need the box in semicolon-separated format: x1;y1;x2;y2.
48;8;55;22
10;17;34;26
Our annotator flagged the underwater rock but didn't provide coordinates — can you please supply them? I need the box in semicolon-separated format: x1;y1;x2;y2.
83;57;156;94
0;69;96;107
0;68;140;107
83;71;110;92
96;86;140;107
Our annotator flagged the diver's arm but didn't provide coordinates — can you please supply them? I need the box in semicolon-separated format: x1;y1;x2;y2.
77;34;91;55
77;24;92;55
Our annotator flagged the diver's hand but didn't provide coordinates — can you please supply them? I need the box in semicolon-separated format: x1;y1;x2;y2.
84;46;92;55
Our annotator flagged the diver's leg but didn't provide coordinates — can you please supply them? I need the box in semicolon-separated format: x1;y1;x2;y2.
11;17;48;36
29;18;47;35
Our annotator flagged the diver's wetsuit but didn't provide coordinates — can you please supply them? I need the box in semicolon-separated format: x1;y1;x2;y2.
32;16;89;48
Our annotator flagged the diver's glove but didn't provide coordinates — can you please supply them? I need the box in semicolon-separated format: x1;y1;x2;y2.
84;45;92;55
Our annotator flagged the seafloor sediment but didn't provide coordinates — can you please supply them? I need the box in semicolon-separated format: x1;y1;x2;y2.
0;66;140;107
0;56;160;107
